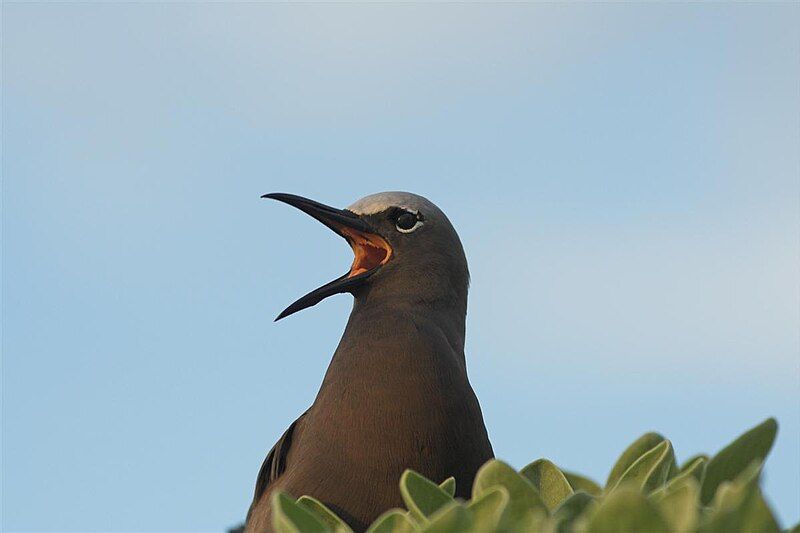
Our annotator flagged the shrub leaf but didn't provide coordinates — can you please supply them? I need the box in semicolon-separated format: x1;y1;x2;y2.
610;440;675;494
473;459;547;529
297;496;353;533
466;486;509;531
420;502;472;532
521;459;574;511
438;477;455;497
700;418;778;505
271;492;330;533
584;487;670;533
365;509;417;533
399;470;453;523
606;432;666;489
700;461;780;533
655;478;699;533
551;491;595;533
561;470;602;497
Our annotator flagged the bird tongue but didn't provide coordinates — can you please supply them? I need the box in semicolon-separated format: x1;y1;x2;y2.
339;227;392;278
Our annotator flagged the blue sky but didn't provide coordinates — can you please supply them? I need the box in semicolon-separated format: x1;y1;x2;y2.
3;3;798;531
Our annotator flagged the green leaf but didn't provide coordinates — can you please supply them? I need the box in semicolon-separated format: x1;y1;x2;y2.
701;418;778;505
738;488;781;533
562;470;602;497
674;455;707;484
651;454;708;502
365;509;418;533
551;491;595;533
271;492;330;533
785;523;800;533
699;461;779;533
666;451;680;480
466;487;509;531
680;454;709;474
400;470;454;523
297;496;353;533
584;487;670;533
473;459;548;530
606;432;666;489
421;502;472;533
610;440;675;494
655;478;699;533
521;459;574;511
438;477;456;498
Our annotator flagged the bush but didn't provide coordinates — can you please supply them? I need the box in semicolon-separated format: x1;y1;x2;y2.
270;418;798;532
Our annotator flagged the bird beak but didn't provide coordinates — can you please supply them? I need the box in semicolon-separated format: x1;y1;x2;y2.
262;193;393;321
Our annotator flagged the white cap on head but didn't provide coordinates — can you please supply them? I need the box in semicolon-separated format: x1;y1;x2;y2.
347;191;437;216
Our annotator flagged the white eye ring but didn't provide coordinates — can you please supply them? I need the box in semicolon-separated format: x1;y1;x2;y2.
396;219;424;233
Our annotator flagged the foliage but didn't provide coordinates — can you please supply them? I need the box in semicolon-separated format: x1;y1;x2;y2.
271;418;797;532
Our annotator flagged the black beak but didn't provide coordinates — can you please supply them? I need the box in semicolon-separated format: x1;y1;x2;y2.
262;193;389;321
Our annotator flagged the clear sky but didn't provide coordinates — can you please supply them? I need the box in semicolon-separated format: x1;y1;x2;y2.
3;3;798;531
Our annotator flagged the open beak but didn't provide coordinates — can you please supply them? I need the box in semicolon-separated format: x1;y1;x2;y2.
262;193;393;321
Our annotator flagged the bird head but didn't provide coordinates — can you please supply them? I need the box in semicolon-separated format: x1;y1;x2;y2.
263;192;469;320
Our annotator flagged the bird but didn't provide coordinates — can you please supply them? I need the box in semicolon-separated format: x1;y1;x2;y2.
245;192;494;533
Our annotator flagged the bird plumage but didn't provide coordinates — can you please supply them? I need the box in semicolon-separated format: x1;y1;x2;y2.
245;192;493;532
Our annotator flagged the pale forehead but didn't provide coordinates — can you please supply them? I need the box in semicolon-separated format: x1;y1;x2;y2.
347;191;438;216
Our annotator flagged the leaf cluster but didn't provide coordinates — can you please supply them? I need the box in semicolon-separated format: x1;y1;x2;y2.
271;418;797;533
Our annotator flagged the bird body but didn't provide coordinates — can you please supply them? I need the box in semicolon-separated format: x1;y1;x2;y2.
245;192;493;532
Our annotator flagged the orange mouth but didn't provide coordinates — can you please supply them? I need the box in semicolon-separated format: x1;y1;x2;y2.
339;226;392;278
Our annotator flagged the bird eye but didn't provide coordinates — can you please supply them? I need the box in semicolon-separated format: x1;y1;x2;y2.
395;211;422;233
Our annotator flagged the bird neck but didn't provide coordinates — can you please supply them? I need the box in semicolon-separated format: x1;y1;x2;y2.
347;284;468;360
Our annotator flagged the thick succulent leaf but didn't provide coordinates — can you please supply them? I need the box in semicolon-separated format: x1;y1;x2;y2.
699;461;779;533
655;478;699;533
606;432;666;488
610;440;675;494
562;470;602;497
681;454;710;474
651;455;708;501
466;486;509;531
521;459;574;511
583;487;670;533
297;496;353;533
271;492;330;533
365;509;418;533
400;470;453;523
438;477;456;498
551;491;595;533
701;418;778;505
473;459;548;529
667;452;680;480
737;488;781;533
421;502;472;533
673;456;707;485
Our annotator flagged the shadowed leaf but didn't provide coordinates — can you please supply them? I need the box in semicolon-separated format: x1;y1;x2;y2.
421;502;472;532
466;486;509;531
365;509;417;533
584;487;669;533
473;459;547;530
272;492;330;533
606;432;666;489
700;462;779;533
400;470;453;523
562;470;602;497
655;478;699;533
551;491;595;533
297;496;353;533
701;418;778;505
610;440;674;494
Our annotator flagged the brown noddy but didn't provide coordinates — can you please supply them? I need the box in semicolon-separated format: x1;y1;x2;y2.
245;192;494;532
